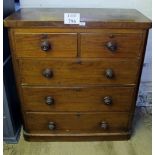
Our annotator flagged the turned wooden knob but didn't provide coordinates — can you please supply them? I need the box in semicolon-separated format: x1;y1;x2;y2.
42;68;53;78
48;122;56;130
105;68;114;79
101;122;108;130
41;41;51;51
105;41;117;52
45;96;54;105
103;96;112;105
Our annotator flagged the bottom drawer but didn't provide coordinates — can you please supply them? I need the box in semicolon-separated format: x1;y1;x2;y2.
24;112;130;134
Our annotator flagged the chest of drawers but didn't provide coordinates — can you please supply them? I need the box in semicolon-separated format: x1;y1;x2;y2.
4;8;151;141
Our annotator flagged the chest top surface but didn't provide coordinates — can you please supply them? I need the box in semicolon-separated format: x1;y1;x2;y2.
4;8;151;29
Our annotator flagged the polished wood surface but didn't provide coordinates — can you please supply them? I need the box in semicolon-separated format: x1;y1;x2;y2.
81;32;143;58
4;8;151;29
19;58;139;85
24;112;130;133
13;28;145;33
22;86;135;112
14;33;77;58
4;8;151;141
24;131;131;141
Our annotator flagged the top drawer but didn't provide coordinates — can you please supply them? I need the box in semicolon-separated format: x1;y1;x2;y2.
81;32;143;58
14;33;77;58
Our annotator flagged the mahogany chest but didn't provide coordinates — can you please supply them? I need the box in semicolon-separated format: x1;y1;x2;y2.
4;8;151;141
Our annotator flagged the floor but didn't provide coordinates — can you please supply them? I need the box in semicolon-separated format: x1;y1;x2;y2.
4;107;152;155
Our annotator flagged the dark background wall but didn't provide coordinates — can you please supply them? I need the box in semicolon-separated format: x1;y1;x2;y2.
3;0;21;143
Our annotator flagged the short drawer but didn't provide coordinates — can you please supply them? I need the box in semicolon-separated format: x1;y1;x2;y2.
19;58;139;85
14;33;77;57
81;32;143;58
22;86;135;112
24;112;130;134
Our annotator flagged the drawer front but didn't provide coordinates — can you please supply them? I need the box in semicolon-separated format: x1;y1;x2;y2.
81;33;143;58
14;33;77;57
25;112;130;133
19;58;139;85
22;86;135;112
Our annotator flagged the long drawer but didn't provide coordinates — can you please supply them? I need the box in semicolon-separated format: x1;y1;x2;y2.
19;58;140;85
22;86;135;112
80;32;143;58
24;112;130;134
14;33;77;58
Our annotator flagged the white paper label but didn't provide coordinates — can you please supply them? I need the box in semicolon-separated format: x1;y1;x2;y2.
64;13;80;24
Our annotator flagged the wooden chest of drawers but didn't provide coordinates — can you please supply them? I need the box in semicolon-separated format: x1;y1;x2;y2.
4;8;151;141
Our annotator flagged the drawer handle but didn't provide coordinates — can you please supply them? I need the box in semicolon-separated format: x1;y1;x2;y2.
48;122;56;130
41;41;51;51
105;68;114;79
103;96;112;105
105;41;117;52
42;68;53;78
45;96;54;105
101;122;108;130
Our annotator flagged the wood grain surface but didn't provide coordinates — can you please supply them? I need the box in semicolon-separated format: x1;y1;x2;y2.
22;86;135;112
24;112;130;133
19;58;140;85
4;8;151;29
14;33;77;58
81;32;143;58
